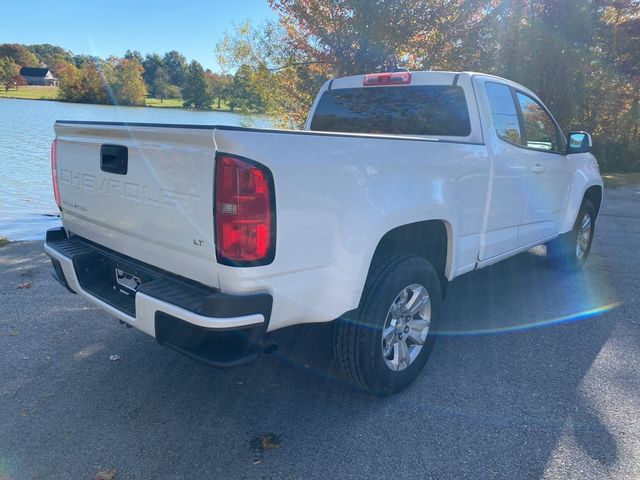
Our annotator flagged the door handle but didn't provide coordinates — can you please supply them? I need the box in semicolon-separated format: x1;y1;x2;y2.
531;163;545;173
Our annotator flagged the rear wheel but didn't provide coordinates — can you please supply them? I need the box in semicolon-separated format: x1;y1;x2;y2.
547;199;596;271
333;255;442;395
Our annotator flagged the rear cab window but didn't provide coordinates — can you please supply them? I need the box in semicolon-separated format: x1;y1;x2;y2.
309;85;472;137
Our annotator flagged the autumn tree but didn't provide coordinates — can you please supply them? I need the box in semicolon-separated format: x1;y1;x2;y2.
76;61;107;103
217;2;494;127
0;43;40;67
27;44;74;74
56;62;81;100
474;0;639;171
217;20;325;126
477;1;598;128
207;72;232;109
0;57;21;92
109;58;147;106
269;0;495;75
593;0;640;170
57;60;107;103
13;75;28;89
216;1;638;169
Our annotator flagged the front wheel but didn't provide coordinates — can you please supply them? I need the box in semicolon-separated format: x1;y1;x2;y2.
547;199;596;271
333;255;442;395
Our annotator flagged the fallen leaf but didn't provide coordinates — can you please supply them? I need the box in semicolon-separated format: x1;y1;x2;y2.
17;282;32;289
259;434;280;450
250;433;281;453
96;468;117;480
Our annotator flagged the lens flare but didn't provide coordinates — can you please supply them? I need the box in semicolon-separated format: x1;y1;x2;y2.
433;302;620;337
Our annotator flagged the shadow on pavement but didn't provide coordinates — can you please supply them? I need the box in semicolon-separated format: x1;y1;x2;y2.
0;223;624;479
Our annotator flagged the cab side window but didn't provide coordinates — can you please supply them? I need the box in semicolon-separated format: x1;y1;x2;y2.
485;82;522;145
515;92;564;152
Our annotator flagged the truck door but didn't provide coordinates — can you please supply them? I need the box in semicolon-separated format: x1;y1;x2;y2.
476;79;528;261
512;91;573;246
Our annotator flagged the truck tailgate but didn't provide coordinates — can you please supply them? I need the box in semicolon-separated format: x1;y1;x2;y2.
54;122;219;288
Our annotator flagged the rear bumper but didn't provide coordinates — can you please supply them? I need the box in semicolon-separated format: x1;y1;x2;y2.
44;228;272;366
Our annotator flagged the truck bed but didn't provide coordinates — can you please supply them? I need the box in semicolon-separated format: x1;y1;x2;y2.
54;119;488;327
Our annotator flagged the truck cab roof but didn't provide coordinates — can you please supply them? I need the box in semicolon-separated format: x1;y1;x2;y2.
321;70;538;99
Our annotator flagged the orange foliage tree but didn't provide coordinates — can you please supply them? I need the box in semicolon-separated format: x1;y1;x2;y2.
220;0;639;170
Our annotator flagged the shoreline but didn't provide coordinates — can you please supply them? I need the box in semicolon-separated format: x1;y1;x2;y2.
0;214;61;242
0;94;236;113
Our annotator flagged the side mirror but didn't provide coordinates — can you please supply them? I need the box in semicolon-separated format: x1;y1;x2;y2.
566;131;592;154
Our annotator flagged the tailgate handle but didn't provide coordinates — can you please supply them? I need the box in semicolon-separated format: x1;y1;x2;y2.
101;145;128;175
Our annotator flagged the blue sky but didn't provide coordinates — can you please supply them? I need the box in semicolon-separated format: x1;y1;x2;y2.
0;0;278;71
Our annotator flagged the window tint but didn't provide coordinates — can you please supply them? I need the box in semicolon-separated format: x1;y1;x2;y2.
516;92;562;152
485;82;522;145
309;85;471;137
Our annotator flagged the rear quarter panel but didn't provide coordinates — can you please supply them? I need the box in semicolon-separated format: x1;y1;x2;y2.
213;128;490;330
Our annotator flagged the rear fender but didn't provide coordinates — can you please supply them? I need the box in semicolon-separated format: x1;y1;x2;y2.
352;214;456;309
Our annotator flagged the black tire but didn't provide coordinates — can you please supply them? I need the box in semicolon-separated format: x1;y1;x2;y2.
333;254;442;395
547;199;596;271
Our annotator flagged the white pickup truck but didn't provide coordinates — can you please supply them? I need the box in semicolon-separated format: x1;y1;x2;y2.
45;71;602;394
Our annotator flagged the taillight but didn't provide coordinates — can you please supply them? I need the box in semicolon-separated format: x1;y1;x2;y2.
363;71;412;86
215;154;275;266
51;139;61;210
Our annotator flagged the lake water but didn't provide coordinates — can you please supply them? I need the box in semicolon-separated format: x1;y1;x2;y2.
0;98;270;240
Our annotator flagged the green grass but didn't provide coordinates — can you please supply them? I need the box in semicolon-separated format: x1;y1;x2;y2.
145;97;233;111
211;100;232;111
0;88;237;112
0;85;59;100
0;237;10;248
602;172;640;188
145;97;184;108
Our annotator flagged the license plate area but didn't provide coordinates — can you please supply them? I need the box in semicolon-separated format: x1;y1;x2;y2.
74;250;158;318
115;268;141;296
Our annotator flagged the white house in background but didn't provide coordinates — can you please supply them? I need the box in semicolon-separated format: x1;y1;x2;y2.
19;67;58;86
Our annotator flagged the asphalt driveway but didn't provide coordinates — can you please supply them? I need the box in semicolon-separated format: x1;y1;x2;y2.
1;184;639;480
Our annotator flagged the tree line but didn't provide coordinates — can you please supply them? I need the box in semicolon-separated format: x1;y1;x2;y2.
0;43;265;111
217;0;639;172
